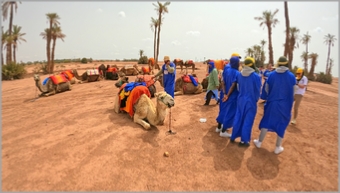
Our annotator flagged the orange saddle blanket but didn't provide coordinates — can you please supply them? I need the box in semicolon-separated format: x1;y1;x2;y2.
118;84;151;118
49;74;68;85
142;66;151;74
61;70;74;81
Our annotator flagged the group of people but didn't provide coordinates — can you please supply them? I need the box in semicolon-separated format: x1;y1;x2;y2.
152;54;308;155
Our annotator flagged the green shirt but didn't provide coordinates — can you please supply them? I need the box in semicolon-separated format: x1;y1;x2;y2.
207;68;219;90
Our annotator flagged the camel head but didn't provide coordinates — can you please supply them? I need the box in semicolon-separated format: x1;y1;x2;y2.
33;74;40;82
154;91;175;108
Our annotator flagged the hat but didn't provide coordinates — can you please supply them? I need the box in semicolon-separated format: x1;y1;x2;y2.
244;57;256;70
231;53;242;59
164;56;170;61
277;56;289;66
296;68;303;74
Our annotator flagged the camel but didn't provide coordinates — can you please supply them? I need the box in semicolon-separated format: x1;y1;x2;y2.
34;74;71;97
72;69;102;82
201;75;222;92
135;75;157;97
102;64;119;80
148;57;160;73
180;60;196;74
119;64;139;76
173;58;184;69
157;74;204;95
114;89;175;130
114;73;129;88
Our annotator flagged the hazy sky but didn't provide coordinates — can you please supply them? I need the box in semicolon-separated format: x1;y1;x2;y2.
1;1;339;76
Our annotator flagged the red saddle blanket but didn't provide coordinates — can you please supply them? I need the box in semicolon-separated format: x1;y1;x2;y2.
136;75;155;87
187;60;194;64
118;83;151;117
50;74;68;84
107;67;118;72
182;75;198;83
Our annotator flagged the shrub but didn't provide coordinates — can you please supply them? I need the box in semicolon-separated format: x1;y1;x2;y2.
81;57;88;64
2;62;27;80
138;56;148;64
315;72;332;84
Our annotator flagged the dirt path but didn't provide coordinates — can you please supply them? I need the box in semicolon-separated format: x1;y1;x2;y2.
2;62;338;191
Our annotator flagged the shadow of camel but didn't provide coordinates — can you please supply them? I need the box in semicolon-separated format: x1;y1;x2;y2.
246;147;280;180
201;126;247;172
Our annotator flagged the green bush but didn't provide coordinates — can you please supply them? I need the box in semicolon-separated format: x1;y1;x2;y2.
81;57;88;64
2;62;27;80
315;72;332;84
138;56;148;64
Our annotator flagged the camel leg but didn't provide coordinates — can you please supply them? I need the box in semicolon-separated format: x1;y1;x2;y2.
174;90;183;96
180;65;183;74
133;114;151;130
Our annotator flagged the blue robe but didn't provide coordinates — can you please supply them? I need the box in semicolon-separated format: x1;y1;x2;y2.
221;68;240;129
259;70;296;138
231;70;261;143
216;66;228;123
162;62;176;98
260;69;272;100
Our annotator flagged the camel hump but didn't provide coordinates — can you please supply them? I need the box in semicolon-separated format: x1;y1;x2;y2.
86;69;100;75
125;64;134;69
62;70;74;80
50;74;68;85
187;60;194;64
175;58;181;62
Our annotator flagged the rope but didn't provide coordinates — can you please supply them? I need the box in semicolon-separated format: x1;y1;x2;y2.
165;107;176;135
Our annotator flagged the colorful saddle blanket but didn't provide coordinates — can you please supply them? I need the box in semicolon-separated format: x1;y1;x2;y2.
42;77;49;85
148;58;155;64
136;75;155;88
182;74;199;86
49;74;68;85
118;83;151;118
107;67;118;73
86;69;100;76
142;66;150;74
61;69;74;80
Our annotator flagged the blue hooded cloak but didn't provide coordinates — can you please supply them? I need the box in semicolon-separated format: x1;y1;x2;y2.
260;69;273;100
259;66;296;138
162;62;176;98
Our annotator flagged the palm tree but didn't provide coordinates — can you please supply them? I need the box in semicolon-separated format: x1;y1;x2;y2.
254;9;279;65
300;32;311;72
288;27;300;69
283;1;290;58
45;13;60;73
245;48;254;58
300;51;308;73
11;25;26;64
328;58;334;75
323;33;337;75
153;1;170;68
150;17;159;61
1;27;9;65
308;53;318;79
139;49;144;58
51;24;65;73
260;39;266;51
2;1;20;64
40;28;50;73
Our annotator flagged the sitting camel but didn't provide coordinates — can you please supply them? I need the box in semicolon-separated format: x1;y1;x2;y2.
72;69;102;82
201;75;222;92
119;64;140;76
157;74;203;95
114;73;129;88
114;87;175;130
34;74;72;97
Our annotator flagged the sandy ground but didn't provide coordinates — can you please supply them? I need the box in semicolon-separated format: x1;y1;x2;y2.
2;62;338;191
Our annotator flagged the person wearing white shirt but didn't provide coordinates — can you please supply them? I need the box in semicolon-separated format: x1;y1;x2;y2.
291;68;308;124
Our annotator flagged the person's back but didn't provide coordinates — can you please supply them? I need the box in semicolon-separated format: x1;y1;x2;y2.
267;70;296;103
237;69;261;103
224;68;240;100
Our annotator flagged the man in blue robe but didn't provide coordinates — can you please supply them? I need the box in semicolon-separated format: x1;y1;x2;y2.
260;63;275;103
218;56;241;137
254;56;296;154
228;57;261;146
153;56;176;98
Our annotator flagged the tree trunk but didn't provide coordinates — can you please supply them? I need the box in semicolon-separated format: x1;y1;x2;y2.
267;26;274;65
155;14;162;70
47;20;53;74
325;41;331;74
284;1;290;58
309;58;316;78
304;44;308;72
153;26;157;61
13;43;16;64
50;37;57;73
1;47;4;65
6;3;14;64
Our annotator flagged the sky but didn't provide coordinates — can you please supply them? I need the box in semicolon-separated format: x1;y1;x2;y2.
1;1;339;76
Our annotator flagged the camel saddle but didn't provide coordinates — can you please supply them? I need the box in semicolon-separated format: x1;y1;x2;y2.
142;66;151;74
175;58;181;62
188;60;194;64
61;70;74;81
49;74;68;85
107;67;118;72
118;83;151;118
86;69;100;76
182;74;198;84
136;75;155;87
